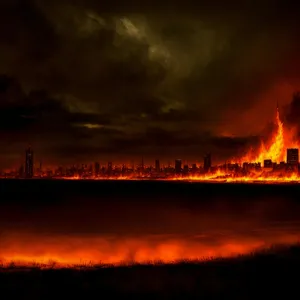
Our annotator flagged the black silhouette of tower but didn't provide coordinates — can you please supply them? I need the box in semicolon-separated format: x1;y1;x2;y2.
175;159;182;174
287;148;299;166
141;157;144;171
25;146;34;178
94;162;100;176
107;162;113;175
204;153;211;173
155;159;160;172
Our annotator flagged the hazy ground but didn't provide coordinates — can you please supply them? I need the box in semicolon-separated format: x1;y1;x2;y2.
1;244;299;300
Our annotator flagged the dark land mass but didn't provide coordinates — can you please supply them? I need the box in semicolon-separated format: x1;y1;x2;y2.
1;244;300;300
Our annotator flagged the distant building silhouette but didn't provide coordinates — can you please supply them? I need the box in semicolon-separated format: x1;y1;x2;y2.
155;159;160;173
192;163;197;173
287;148;299;166
263;159;273;168
18;165;24;178
25;146;34;178
204;153;211;173
94;162;100;176
175;159;182;174
183;164;189;174
107;162;113;175
141;157;144;171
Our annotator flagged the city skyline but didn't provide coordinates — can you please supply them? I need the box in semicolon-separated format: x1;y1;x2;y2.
2;100;300;182
2;143;300;182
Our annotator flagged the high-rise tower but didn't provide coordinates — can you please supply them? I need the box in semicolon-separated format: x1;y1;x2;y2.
175;159;182;174
204;153;211;173
155;159;160;172
25;146;34;178
287;148;299;166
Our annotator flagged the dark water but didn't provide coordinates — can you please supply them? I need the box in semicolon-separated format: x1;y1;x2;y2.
1;180;300;263
0;180;300;234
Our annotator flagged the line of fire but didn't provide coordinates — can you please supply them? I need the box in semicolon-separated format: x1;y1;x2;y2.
2;104;300;182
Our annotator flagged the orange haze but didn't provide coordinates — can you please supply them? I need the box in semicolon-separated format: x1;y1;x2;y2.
0;229;299;268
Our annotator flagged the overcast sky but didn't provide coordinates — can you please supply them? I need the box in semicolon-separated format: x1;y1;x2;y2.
1;0;300;168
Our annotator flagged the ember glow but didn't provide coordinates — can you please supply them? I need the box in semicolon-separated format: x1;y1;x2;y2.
1;229;299;268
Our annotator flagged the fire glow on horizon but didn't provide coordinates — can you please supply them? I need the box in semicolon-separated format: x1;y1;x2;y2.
59;107;300;183
3;105;300;183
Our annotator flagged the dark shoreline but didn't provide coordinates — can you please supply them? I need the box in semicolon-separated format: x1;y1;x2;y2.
1;178;300;203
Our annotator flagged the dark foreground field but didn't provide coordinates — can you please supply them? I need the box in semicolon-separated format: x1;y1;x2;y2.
1;244;300;300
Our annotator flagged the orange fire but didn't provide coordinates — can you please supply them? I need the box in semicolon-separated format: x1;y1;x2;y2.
238;105;298;164
0;230;299;268
172;106;300;182
244;106;285;163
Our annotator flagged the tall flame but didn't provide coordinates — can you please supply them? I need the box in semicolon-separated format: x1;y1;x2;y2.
241;105;286;164
255;107;284;163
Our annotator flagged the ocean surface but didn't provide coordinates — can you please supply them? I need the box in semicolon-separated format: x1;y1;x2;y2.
0;180;300;264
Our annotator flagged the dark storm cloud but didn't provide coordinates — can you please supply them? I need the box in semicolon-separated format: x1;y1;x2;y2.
209;136;260;150
1;0;300;166
93;127;258;160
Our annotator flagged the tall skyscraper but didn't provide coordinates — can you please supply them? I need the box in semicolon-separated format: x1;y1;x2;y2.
204;153;211;173
287;148;299;165
25;146;34;178
192;163;197;173
155;159;160;172
141;157;144;171
175;159;182;174
183;164;189;174
94;162;100;176
107;162;113;174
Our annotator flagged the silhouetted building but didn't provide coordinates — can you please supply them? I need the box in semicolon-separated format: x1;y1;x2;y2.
287;148;299;165
204;153;211;173
155;159;160;172
141;157;144;171
107;162;113;174
25;146;34;178
183;164;189;174
243;162;249;171
19;165;24;177
192;164;197;173
175;159;182;174
121;164;127;175
279;161;285;168
263;159;273;169
94;162;100;176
